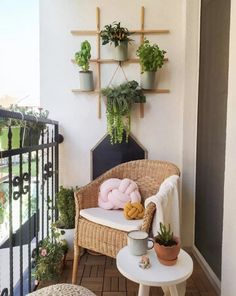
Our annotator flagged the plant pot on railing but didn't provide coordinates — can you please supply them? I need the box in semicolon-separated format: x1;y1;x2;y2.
23;128;41;147
0;127;20;150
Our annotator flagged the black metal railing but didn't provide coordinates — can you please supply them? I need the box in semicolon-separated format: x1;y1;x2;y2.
0;108;61;296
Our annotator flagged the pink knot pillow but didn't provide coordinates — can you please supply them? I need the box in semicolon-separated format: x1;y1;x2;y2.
98;178;141;210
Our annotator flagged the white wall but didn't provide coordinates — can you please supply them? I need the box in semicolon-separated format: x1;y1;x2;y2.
221;1;236;294
40;0;197;246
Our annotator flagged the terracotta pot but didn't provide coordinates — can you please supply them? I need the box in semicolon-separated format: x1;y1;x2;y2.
154;237;180;266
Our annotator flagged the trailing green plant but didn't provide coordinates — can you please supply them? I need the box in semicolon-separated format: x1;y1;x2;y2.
54;186;76;229
102;80;146;144
32;226;68;283
100;22;133;47
154;222;177;247
8;105;49;132
74;40;91;72
136;39;166;73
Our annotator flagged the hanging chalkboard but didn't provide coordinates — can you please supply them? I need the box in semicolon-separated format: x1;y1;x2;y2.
91;133;147;180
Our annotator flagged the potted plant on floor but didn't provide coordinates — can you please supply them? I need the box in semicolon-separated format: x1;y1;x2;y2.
102;80;146;144
54;186;76;255
154;222;180;266
100;22;133;61
136;39;166;90
32;227;68;285
75;40;94;91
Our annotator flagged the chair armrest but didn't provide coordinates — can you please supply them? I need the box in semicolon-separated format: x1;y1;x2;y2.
141;202;156;234
74;182;100;213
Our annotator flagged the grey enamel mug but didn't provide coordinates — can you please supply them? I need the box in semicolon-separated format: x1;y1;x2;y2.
127;230;154;256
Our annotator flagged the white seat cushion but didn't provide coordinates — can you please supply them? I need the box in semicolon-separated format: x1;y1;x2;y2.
80;207;143;232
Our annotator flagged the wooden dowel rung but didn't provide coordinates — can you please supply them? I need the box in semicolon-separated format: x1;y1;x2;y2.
71;30;98;35
143;89;170;94
71;29;170;35
72;89;100;93
130;29;170;34
71;58;169;64
71;89;170;94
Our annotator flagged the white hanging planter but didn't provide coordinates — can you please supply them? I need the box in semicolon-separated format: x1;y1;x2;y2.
58;228;75;254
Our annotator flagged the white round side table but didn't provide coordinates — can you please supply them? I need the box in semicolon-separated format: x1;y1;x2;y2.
116;246;193;296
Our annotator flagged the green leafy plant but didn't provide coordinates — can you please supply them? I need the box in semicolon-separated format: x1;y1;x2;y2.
32;227;68;283
74;40;91;72
54;186;75;229
0;192;7;224
154;222;177;247
100;22;133;47
102;80;146;144
136;39;166;73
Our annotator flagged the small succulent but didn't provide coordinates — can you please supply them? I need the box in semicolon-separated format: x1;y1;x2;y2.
154;223;177;247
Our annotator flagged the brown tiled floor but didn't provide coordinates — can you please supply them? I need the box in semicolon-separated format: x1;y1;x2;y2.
39;251;218;296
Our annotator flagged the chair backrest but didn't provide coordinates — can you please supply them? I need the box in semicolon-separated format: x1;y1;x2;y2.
101;160;180;201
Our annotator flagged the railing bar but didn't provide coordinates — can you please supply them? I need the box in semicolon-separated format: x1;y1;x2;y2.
36;150;39;245
1;142;58;158
8;127;14;296
51;130;54;226
41;129;45;239
46;128;49;237
19;129;23;296
27;129;32;293
54;124;59;220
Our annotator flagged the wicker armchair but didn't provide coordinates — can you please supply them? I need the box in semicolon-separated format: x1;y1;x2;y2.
72;160;180;284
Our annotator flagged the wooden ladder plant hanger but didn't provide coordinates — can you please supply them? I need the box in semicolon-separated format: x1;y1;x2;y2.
71;6;170;118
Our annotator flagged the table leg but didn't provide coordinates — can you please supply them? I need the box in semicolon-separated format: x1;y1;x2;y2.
169;286;178;296
138;284;150;296
169;281;187;296
162;286;171;296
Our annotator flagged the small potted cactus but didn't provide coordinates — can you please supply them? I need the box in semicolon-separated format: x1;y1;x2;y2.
154;222;180;266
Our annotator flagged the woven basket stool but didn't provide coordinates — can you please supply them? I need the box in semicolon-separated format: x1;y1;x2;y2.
28;284;96;296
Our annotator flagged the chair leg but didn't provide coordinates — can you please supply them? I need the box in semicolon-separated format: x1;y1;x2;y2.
72;245;80;284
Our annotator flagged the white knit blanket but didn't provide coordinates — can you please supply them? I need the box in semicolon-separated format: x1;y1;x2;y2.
144;175;180;238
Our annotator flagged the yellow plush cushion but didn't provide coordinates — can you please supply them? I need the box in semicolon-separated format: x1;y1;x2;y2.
124;202;145;220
